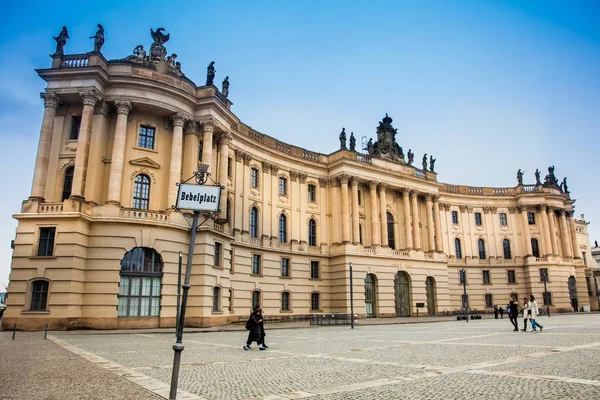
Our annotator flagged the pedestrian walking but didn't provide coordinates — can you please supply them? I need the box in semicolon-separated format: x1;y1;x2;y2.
243;305;267;350
508;299;519;331
494;305;499;319
256;306;268;348
529;295;543;333
521;297;529;332
499;306;504;319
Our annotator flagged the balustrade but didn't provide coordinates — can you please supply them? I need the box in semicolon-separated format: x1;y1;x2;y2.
61;55;90;68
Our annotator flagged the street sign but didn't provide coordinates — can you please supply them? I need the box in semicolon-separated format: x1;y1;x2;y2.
176;184;221;212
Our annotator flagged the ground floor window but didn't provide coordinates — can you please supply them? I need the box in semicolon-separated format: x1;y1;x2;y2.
31;280;49;311
311;292;320;311
118;276;161;316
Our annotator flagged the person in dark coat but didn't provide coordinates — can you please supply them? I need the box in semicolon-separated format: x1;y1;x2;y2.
243;305;266;350
256;306;268;348
508;299;519;331
493;305;498;319
499;306;504;319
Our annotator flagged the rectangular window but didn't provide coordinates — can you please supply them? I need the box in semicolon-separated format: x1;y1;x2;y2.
69;116;81;140
452;211;459;224
37;227;56;257
281;292;290;311
310;261;320;279
459;269;467;285
527;212;536;225
507;269;516;284
281;258;290;277
358;190;362;205
251;168;259;188
138;126;155;149
582;252;587;265
252;254;261;275
308;184;317;202
499;212;508;226
212;287;221;312
482;270;490;284
198;141;203;161
475;212;482;226
30;281;49;311
485;294;493;308
117;276;161;317
279;177;287;195
230;249;235;273
540;268;549;282
214;242;222;267
227;157;232;178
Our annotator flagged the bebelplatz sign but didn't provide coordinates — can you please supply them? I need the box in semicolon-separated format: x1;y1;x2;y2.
176;184;221;212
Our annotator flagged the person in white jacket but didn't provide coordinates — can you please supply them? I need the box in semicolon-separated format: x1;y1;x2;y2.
528;295;544;332
521;297;530;332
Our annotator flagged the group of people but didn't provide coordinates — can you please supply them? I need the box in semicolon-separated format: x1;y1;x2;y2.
243;304;268;350
505;295;544;333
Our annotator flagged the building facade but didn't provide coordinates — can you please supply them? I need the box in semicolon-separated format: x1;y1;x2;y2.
3;28;596;330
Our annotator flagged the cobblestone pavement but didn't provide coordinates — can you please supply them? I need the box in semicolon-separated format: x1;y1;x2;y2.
33;314;600;399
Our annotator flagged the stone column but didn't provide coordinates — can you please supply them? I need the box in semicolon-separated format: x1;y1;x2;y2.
318;178;330;246
182;121;199;179
411;190;421;250
401;189;413;250
270;166;280;240
233;150;245;233
425;194;435;252
167;113;186;208
201;119;214;172
261;162;271;238
519;206;532;256
340;175;351;244
567;211;580;258
433;195;443;252
217;133;232;221
331;179;342;245
369;181;380;247
559;209;573;258
105;99;132;205
30;93;60;200
548;207;559;256
351;177;360;244
290;171;300;243
540;204;553;256
71;89;102;200
241;154;252;234
379;183;388;247
299;173;308;244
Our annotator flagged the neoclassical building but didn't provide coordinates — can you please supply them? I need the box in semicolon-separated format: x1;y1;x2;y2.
3;28;596;330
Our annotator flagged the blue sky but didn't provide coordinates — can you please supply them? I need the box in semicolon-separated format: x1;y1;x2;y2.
1;0;599;287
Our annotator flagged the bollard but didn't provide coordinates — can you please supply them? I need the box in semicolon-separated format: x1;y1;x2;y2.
44;324;48;340
416;309;419;318
12;323;16;340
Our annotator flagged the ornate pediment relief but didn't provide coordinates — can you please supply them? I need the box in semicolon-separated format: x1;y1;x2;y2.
129;157;161;169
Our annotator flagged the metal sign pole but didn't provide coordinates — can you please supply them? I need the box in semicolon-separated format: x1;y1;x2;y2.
350;262;354;329
176;251;182;334
462;269;468;323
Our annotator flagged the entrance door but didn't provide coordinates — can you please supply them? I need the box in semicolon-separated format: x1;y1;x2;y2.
425;276;436;316
364;274;377;317
568;276;579;312
394;271;411;317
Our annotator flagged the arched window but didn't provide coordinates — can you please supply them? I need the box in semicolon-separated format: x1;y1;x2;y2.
118;247;163;317
252;290;261;310
62;166;74;201
279;214;287;243
478;239;486;259
30;280;49;311
250;207;258;238
281;291;291;311
311;292;320;311
226;199;231;223
133;174;150;210
531;238;540;257
503;239;512;259
455;238;462;259
387;212;395;249
308;219;317;246
212;286;221;312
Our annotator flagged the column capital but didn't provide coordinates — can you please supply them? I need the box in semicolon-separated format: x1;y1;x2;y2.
170;112;189;127
79;88;103;107
459;205;468;212
565;210;573;218
96;100;111;117
262;161;272;174
339;175;350;185
378;182;387;191
243;154;252;166
400;188;410;196
200;118;215;132
432;194;440;202
234;149;245;162
318;177;329;187
508;206;517;214
350;177;360;186
557;208;566;217
410;189;418;198
424;193;433;201
290;171;298;182
490;206;498;213
368;181;378;190
331;177;341;187
482;206;491;214
217;132;233;145
271;165;280;175
299;173;308;184
114;99;132;115
40;92;60;108
442;203;452;211
184;120;198;135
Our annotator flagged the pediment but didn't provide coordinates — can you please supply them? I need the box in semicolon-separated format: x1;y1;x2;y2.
129;157;161;169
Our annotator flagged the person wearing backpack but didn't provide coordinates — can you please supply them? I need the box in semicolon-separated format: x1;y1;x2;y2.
243;304;267;350
508;299;519;331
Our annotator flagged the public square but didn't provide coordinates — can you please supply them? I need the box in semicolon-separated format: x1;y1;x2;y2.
2;313;599;399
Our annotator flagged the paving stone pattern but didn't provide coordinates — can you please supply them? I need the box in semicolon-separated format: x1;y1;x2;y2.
52;314;600;399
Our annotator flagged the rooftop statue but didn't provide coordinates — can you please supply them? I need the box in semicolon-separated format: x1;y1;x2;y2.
339;128;347;149
535;169;541;185
367;114;405;162
516;169;523;185
543;165;559;187
560;177;569;193
90;24;104;53
206;61;215;85
126;45;150;64
222;76;230;98
53;26;69;55
349;132;356;151
430;155;436;172
422;154;428;171
150;27;169;61
407;149;414;166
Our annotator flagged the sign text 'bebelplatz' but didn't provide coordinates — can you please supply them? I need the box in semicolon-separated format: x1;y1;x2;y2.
176;184;221;212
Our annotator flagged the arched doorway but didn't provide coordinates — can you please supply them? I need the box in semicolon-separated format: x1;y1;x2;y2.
568;275;579;312
394;271;411;317
425;276;436;316
364;274;377;317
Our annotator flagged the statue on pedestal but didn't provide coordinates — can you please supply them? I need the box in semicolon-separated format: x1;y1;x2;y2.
367;138;373;154
339;128;347;149
422;154;428;171
53;26;69;55
150;27;169;61
222;76;230;98
517;169;523;185
544;165;559;187
535;169;541;185
206;61;216;85
407;149;414;166
561;177;568;193
90;24;104;53
349;132;356;151
430;155;436;172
